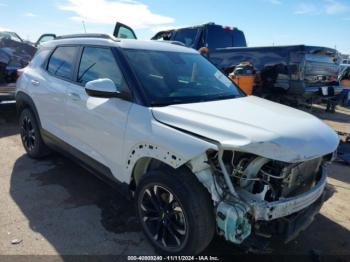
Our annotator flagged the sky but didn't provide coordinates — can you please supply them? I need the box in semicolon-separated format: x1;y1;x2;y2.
0;0;349;54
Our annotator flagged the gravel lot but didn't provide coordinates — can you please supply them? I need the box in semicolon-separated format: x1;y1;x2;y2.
0;102;349;259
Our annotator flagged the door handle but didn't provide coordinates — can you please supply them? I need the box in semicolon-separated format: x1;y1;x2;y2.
68;92;81;101
31;79;40;86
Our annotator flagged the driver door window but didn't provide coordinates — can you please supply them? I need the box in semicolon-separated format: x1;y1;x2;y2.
78;47;128;93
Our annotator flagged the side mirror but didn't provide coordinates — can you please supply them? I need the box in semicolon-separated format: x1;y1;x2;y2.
85;78;120;98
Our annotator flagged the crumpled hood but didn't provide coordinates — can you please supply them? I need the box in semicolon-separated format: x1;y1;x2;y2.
152;96;339;163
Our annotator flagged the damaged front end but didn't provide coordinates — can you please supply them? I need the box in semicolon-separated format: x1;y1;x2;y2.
189;148;334;248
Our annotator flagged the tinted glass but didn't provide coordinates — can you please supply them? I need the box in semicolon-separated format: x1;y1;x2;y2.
173;29;198;47
78;47;124;88
38;35;55;45
47;46;77;79
117;26;136;39
206;26;232;49
206;26;247;49
232;30;247;47
124;50;243;106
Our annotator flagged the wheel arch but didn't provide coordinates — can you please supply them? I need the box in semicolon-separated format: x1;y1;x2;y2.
16;91;42;129
131;157;161;188
125;137;218;192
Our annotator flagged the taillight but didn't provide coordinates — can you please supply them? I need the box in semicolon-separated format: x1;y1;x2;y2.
223;26;232;30
16;68;25;80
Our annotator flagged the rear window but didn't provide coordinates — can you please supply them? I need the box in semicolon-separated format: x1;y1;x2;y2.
47;46;78;80
206;26;246;49
173;29;198;47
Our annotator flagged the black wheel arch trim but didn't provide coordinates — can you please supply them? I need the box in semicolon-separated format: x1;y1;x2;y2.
16;91;42;129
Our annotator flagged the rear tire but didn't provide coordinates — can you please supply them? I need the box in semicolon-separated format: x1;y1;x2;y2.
19;108;50;158
135;167;215;255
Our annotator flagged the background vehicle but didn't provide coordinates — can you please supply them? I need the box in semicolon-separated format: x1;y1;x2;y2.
0;31;36;102
16;34;339;255
339;65;350;106
0;31;56;102
340;58;350;73
209;45;341;105
116;22;342;105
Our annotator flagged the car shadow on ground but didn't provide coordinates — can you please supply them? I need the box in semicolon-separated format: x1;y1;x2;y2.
10;154;142;255
9;153;350;257
0;102;18;138
204;212;350;257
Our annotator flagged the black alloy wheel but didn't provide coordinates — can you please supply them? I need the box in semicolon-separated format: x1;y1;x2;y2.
20;115;36;152
139;184;188;251
136;168;216;255
19;108;50;158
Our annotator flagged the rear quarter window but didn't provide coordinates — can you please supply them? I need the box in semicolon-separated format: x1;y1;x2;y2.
29;48;52;68
47;46;78;80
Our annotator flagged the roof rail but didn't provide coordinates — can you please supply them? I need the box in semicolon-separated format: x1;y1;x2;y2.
55;33;117;41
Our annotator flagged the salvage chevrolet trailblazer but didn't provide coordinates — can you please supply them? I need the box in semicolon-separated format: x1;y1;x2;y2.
16;34;339;255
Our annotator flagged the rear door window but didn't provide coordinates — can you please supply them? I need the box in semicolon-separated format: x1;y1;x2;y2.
173;28;199;47
47;46;78;80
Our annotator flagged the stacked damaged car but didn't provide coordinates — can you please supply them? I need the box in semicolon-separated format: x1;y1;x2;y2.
0;31;36;102
0;31;55;102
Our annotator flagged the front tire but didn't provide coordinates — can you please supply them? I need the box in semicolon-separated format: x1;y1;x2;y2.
19;108;50;158
135;167;215;255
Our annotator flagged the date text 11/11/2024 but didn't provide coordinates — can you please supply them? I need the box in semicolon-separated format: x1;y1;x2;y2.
127;256;220;261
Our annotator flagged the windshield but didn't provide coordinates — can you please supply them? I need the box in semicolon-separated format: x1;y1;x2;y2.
0;32;23;42
124;50;243;106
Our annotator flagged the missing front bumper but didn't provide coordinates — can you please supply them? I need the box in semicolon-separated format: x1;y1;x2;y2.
243;165;327;221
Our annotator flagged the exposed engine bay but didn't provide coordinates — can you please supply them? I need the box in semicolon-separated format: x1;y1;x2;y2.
213;151;323;201
190;149;331;246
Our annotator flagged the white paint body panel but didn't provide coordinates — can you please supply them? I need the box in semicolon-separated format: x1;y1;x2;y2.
122;104;217;182
152;96;339;163
64;84;132;177
20;66;70;140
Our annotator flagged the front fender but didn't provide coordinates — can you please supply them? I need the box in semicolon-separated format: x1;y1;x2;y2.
121;104;217;183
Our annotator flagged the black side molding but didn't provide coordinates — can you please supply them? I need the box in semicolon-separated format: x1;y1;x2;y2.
41;129;131;198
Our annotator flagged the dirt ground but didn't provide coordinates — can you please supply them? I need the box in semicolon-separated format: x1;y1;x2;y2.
0;101;349;260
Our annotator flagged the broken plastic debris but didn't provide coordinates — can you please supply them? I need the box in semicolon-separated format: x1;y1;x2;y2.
11;239;22;245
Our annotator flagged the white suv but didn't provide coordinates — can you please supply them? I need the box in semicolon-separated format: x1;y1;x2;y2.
16;34;339;255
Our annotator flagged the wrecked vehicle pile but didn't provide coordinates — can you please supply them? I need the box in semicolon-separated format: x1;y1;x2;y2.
0;31;55;102
0;31;36;102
